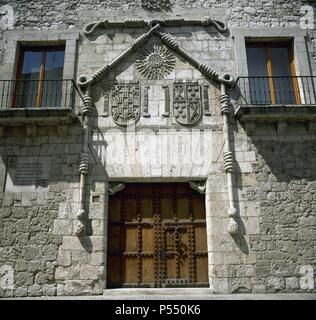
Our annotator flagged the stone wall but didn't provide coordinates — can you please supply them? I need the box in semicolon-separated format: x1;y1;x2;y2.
0;0;316;296
207;122;316;293
0;125;107;297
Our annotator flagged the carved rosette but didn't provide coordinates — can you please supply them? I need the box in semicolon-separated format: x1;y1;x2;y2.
136;44;175;80
108;182;126;195
189;181;206;194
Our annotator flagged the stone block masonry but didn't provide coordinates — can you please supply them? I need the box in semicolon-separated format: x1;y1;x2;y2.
1;0;316;297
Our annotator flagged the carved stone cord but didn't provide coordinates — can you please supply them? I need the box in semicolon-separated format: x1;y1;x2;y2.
220;84;239;235
76;94;93;236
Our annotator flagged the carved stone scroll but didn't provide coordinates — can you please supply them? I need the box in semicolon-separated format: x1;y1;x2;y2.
189;181;206;195
108;182;126;195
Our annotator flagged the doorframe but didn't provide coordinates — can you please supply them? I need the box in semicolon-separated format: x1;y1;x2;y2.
104;179;211;290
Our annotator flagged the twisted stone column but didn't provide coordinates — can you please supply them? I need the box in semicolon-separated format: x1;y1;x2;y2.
76;94;93;236
220;84;239;235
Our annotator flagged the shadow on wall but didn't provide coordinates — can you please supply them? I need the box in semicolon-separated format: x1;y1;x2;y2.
234;121;316;280
244;123;316;183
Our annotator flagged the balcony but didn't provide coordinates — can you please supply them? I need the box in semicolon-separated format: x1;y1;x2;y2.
234;76;316;122
0;79;82;126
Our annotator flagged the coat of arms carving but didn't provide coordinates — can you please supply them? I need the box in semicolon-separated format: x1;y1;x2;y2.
173;82;202;125
110;82;141;126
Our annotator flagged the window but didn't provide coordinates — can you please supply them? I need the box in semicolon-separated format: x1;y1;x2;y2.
14;46;65;108
246;42;301;105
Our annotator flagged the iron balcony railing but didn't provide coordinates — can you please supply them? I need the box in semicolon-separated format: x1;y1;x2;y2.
234;76;316;106
0;79;83;110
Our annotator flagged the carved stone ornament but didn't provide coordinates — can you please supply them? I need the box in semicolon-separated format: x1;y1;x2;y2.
136;44;175;80
111;82;141;126
173;82;202;126
189;181;206;195
108;182;126;195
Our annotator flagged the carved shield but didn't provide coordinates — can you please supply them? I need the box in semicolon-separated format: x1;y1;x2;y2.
111;82;141;126
173;82;202;125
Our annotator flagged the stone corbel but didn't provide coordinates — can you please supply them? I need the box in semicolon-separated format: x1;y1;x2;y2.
108;182;126;196
189;181;206;195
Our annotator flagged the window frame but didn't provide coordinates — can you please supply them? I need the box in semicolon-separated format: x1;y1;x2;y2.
2;30;79;110
246;41;301;104
15;45;66;108
232;28;313;106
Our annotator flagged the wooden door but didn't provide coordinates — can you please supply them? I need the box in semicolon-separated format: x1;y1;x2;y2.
107;183;208;288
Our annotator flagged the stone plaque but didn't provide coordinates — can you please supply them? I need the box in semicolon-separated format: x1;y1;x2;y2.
5;156;51;192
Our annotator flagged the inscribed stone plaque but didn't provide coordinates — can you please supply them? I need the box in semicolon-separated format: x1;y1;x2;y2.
5;156;51;192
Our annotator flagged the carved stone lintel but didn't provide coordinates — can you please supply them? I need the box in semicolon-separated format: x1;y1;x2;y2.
108;182;126;195
189;181;206;195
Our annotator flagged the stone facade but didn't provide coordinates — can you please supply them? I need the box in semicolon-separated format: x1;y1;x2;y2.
0;0;316;296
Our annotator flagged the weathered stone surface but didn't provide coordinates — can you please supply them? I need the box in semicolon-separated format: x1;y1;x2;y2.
63;280;94;296
1;0;316;298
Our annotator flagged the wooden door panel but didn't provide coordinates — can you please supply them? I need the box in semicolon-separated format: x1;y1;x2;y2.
107;183;208;288
125;257;138;283
140;198;152;219
195;226;208;252
160;197;173;220
125;226;138;252
142;226;154;252
196;256;209;283
177;198;189;219
192;197;205;219
125;198;137;221
108;226;121;252
107;256;121;284
142;258;155;283
108;198;121;222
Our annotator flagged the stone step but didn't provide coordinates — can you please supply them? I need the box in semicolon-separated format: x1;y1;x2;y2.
103;288;211;298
